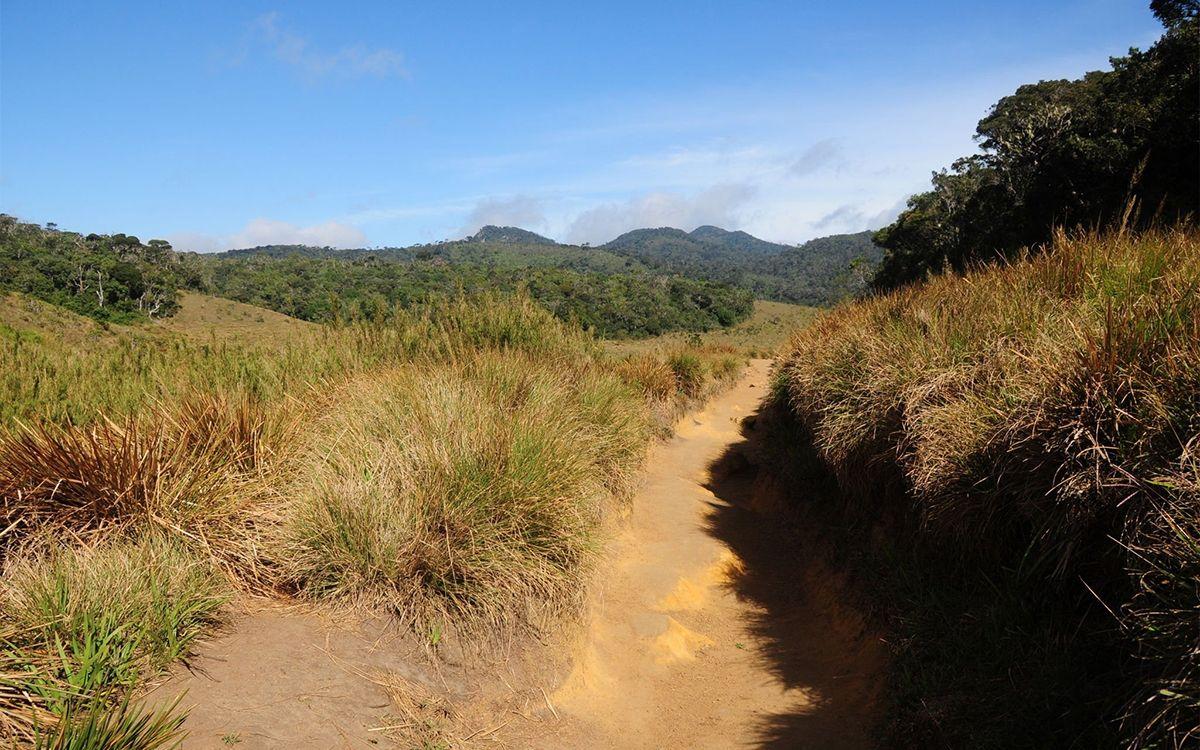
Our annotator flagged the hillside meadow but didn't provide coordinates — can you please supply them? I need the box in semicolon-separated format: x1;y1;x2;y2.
0;291;746;746
606;299;819;359
766;228;1199;748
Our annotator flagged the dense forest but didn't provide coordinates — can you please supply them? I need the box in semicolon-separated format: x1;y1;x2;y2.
873;2;1199;289
196;251;752;337
221;223;884;308
0;211;883;338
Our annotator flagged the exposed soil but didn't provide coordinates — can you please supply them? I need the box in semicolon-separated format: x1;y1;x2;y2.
504;359;884;749
150;360;883;748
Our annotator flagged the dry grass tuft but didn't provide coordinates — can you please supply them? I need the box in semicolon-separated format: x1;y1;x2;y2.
276;352;650;630
0;393;285;584
617;346;746;434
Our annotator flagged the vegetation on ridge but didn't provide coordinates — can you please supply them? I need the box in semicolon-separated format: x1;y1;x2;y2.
0;215;755;338
602;226;883;306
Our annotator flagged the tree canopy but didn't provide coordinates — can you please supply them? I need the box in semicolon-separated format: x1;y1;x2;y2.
873;5;1198;290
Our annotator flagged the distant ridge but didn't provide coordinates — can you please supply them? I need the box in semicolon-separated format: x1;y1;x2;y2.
468;225;557;245
688;225;791;255
600;225;883;306
211;222;881;307
603;226;792;258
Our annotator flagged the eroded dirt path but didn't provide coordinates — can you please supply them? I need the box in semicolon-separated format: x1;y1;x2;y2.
151;360;882;748
507;359;883;749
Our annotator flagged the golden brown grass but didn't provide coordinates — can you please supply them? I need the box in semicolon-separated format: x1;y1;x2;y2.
615;345;745;434
152;291;316;345
0;291;747;744
0;393;282;586
774;228;1200;748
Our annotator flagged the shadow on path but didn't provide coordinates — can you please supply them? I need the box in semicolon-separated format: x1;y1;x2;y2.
702;405;885;749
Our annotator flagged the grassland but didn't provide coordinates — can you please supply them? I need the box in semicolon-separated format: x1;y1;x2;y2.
0;291;744;746
152;292;317;345
606;300;819;358
766;229;1199;748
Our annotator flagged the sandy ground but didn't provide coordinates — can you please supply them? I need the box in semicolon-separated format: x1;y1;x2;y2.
504;359;883;749
150;359;882;748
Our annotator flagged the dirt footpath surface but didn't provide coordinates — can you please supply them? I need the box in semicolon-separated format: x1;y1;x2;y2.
150;359;883;749
507;359;883;749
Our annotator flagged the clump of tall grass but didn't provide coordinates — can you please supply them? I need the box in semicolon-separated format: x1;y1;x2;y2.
617;345;745;433
33;695;185;750
1;537;217;744
0;393;282;582
773;228;1199;747
277;351;650;629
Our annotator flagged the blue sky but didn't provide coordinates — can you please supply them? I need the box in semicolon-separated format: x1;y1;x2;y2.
1;1;1163;250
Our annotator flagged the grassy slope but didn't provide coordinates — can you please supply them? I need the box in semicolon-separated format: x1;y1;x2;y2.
606;300;819;358
767;229;1199;748
0;290;747;745
0;293;118;347
153;291;316;344
0;291;314;348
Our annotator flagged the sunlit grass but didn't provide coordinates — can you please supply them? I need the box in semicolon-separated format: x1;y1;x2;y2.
0;290;746;745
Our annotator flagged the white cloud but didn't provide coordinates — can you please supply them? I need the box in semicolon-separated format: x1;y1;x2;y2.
791;138;844;176
168;218;367;252
456;195;547;238
565;183;756;245
252;12;408;79
812;196;909;233
163;231;224;254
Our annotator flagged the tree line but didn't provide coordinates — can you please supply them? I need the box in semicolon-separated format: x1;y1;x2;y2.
0;215;188;322
873;1;1198;290
0;215;753;339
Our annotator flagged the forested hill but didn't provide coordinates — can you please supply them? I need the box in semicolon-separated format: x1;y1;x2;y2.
0;215;753;339
754;231;882;302
601;227;883;306
1;211;880;338
468;225;557;244
606;226;792;259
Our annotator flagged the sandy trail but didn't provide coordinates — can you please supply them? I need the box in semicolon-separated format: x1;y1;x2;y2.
151;359;881;748
507;358;882;749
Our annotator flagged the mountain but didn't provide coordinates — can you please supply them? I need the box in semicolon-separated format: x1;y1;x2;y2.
753;230;883;304
688;225;791;255
605;226;791;259
601;225;882;306
468;225;557;245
